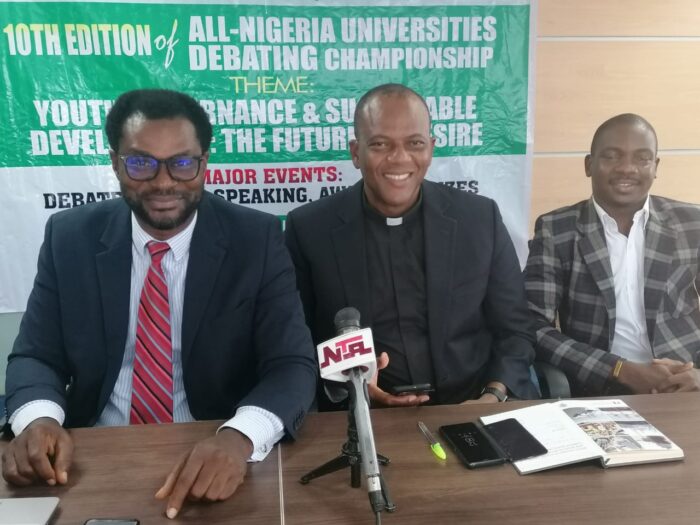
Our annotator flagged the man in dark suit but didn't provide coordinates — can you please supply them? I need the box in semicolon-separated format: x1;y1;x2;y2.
2;89;316;518
285;84;537;408
525;113;700;396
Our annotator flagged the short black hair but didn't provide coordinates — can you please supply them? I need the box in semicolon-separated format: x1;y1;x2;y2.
353;83;431;139
590;113;657;155
105;89;213;153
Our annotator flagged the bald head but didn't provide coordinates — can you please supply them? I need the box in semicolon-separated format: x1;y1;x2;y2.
353;83;431;139
349;83;435;218
590;113;657;156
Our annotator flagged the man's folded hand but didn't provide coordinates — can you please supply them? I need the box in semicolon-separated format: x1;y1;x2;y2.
1;417;73;486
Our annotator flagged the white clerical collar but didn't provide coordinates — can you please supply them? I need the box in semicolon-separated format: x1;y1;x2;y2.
361;189;423;227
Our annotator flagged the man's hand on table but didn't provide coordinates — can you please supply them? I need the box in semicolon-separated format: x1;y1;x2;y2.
615;360;675;393
460;382;507;404
155;428;253;519
616;359;697;394
462;393;500;404
651;358;700;393
1;417;73;486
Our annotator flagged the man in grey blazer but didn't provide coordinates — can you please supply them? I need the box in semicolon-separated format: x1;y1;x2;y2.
286;84;537;409
525;113;700;396
2;89;316;518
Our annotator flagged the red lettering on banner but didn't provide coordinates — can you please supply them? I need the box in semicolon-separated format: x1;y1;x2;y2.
263;166;338;184
204;168;257;185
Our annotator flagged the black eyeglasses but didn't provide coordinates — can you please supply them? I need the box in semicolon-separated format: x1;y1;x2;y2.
119;154;205;181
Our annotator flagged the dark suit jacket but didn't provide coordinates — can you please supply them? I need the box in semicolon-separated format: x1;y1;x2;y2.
6;191;317;436
285;181;537;405
524;196;700;396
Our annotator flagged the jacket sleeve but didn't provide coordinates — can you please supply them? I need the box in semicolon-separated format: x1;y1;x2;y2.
283;212;316;334
480;202;538;400
524;215;618;394
235;215;318;438
6;215;71;419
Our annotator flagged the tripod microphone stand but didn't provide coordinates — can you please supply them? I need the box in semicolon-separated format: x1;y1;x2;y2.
300;381;396;522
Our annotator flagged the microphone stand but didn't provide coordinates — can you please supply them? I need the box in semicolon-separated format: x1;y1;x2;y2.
300;379;396;522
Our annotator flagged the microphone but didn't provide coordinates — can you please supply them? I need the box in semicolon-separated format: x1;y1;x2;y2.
318;307;376;383
316;307;384;513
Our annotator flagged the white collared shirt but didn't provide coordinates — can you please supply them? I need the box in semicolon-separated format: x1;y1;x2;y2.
10;212;283;461
592;197;653;363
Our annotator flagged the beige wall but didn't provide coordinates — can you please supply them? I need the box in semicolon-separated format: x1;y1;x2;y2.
532;0;700;232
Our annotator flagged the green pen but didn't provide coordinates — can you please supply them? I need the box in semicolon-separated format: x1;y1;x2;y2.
417;421;447;460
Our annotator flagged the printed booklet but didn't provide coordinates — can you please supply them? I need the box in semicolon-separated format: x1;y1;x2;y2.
480;399;684;474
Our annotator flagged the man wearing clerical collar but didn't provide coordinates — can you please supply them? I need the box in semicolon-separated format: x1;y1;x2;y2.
285;83;538;409
524;113;700;396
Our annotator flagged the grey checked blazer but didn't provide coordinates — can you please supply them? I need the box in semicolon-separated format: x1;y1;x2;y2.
524;196;700;396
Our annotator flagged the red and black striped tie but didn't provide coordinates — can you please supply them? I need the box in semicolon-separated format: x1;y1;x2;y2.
130;241;173;424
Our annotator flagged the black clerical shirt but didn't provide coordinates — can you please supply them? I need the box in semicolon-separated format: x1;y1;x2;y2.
362;194;436;393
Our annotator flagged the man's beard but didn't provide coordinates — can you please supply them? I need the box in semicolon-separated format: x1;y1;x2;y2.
122;187;202;232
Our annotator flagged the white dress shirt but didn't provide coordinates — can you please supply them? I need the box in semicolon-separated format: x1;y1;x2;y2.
593;197;653;363
10;212;283;461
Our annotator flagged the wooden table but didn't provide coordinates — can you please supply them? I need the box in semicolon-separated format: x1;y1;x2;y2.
0;422;281;524
282;393;700;525
2;393;699;524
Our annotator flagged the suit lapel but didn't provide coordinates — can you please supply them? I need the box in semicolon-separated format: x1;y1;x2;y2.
95;201;132;411
423;183;456;359
643;197;677;342
577;200;617;335
181;193;227;366
332;183;372;323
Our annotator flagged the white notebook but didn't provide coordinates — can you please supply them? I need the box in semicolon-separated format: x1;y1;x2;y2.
0;497;59;525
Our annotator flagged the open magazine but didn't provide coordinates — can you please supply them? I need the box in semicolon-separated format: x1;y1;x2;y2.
480;399;683;474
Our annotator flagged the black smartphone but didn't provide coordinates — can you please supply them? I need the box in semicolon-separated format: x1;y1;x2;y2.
482;418;548;462
390;383;434;395
439;422;505;468
84;518;140;525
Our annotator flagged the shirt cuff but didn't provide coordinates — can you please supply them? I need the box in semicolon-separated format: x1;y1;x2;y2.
9;400;65;436
218;406;284;462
